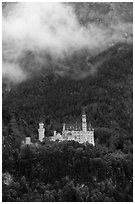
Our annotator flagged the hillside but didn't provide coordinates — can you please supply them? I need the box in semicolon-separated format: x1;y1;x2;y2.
2;2;133;202
2;42;133;150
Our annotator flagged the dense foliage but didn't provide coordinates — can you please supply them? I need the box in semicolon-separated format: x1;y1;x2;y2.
2;43;133;201
3;141;133;202
3;43;133;141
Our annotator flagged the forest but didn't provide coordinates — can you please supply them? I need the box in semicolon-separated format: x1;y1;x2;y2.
2;42;133;201
3;140;133;202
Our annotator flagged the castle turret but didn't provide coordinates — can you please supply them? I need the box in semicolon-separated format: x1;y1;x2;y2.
38;122;45;142
26;136;31;145
82;109;87;132
54;130;57;141
63;123;65;131
91;129;95;146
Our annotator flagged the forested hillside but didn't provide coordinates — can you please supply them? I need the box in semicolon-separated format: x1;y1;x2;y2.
3;141;133;201
2;2;133;201
3;43;133;148
2;42;133;202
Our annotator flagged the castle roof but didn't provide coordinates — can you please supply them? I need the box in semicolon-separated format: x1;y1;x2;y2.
65;123;82;131
64;123;93;131
82;107;86;115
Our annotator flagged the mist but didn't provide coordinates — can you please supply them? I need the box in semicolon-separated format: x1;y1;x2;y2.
2;2;133;83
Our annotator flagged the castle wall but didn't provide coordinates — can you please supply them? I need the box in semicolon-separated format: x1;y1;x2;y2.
49;112;95;145
61;129;94;145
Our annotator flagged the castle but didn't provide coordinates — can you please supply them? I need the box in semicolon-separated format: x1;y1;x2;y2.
26;111;95;146
50;110;95;145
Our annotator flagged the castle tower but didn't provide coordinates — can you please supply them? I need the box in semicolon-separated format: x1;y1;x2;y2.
26;136;31;145
90;128;95;146
82;109;87;132
63;123;66;131
91;129;95;146
54;130;57;141
38;122;45;142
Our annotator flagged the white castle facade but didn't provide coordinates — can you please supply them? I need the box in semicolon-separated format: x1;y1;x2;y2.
50;111;95;145
26;111;95;146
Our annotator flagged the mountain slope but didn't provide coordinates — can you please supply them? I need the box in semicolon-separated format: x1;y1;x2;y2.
2;43;133;150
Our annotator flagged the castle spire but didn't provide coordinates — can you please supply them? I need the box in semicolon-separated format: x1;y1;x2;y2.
82;107;86;115
63;123;65;131
82;108;87;132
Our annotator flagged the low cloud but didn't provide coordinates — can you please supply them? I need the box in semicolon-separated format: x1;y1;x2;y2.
2;62;27;83
2;2;133;83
